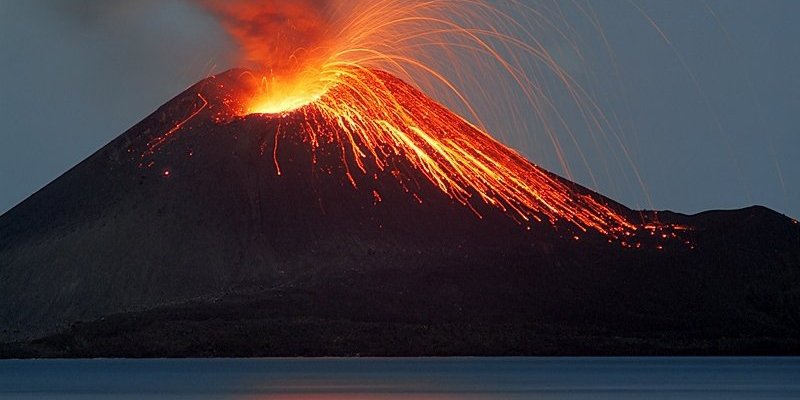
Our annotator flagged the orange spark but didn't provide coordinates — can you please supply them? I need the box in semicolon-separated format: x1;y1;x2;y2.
153;0;698;245
241;67;635;235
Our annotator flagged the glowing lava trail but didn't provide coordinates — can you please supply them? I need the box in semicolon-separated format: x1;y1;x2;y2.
140;0;694;243
247;67;635;236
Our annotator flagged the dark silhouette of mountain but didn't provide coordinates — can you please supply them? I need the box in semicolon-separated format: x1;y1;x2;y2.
1;69;798;357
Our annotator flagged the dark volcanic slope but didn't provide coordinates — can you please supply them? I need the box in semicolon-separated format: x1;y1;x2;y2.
1;70;798;356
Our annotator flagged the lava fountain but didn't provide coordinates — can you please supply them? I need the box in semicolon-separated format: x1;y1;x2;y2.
148;0;683;240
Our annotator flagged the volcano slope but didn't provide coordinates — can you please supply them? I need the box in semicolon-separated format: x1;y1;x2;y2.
1;69;798;357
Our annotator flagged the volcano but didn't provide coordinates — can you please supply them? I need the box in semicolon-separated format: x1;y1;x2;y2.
1;69;798;357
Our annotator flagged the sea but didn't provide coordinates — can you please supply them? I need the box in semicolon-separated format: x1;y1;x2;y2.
1;357;798;399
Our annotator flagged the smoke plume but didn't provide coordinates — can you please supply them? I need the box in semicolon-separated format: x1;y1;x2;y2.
196;0;333;73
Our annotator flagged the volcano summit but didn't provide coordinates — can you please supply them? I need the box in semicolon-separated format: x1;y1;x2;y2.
0;69;798;357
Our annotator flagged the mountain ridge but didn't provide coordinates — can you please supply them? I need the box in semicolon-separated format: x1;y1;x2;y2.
1;69;798;356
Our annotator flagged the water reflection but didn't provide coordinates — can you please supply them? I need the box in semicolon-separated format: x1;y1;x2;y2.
246;396;459;400
0;357;799;399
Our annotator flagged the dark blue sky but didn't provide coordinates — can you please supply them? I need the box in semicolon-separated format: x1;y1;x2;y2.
1;0;797;217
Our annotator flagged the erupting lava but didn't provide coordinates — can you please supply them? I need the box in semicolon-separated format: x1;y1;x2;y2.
139;0;693;243
244;66;636;236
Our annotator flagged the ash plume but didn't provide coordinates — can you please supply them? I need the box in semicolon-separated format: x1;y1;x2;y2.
196;0;333;73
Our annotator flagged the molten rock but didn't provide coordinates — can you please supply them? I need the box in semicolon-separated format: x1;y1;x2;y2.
0;70;798;356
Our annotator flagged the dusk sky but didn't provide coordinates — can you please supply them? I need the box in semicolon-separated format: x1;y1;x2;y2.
1;0;797;218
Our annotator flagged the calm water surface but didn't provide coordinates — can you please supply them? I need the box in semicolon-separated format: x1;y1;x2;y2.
1;357;798;399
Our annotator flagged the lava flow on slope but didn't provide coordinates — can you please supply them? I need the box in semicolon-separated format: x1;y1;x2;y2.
137;0;694;246
137;66;693;248
5;0;800;355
